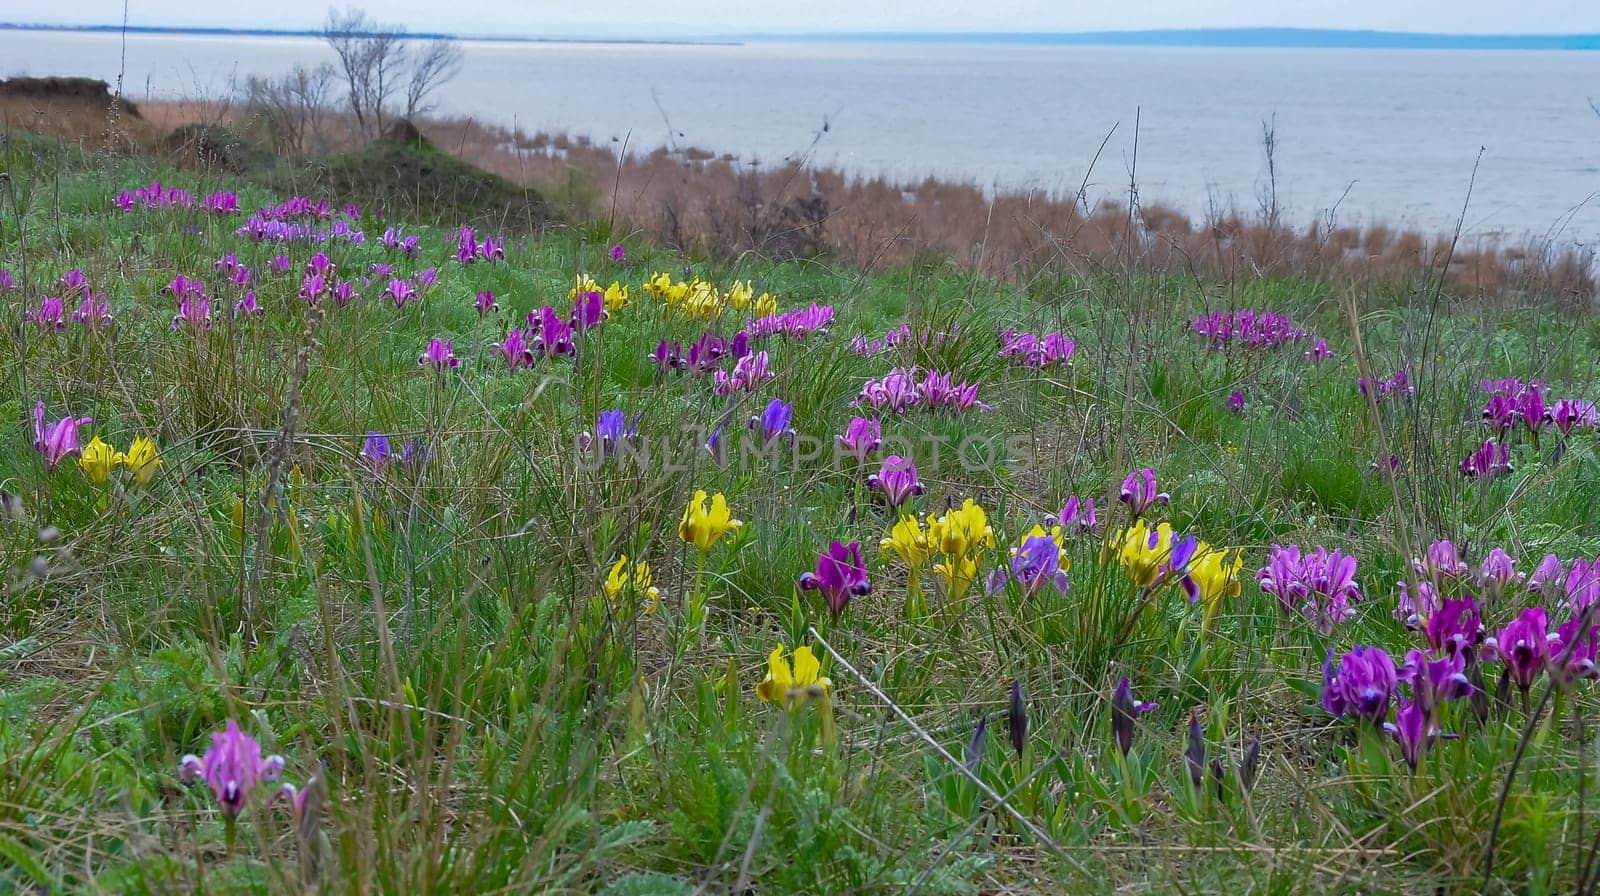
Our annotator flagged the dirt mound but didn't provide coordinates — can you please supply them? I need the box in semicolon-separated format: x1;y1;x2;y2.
156;124;276;174
0;77;141;118
306;140;550;228
0;77;151;151
380;118;431;149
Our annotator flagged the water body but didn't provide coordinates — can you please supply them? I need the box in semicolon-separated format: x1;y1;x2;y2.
4;30;1599;242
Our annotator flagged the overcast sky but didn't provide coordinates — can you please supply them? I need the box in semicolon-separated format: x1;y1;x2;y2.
5;0;1599;36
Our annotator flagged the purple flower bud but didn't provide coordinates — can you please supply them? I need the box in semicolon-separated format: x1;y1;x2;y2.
1007;679;1027;758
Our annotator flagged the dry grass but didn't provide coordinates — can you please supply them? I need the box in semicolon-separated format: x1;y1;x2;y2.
15;91;1597;303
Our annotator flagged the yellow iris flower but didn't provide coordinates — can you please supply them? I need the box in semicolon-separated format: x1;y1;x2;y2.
604;555;662;613
755;644;831;707
79;436;123;485
928;499;995;558
1111;519;1202;589
726;280;754;310
568;274;601;301
122;436;162;486
603;282;629;311
678;489;742;553
1188;545;1242;621
751;292;778;318
880;514;935;571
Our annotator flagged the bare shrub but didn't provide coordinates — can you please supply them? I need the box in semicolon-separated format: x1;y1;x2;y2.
323;6;463;142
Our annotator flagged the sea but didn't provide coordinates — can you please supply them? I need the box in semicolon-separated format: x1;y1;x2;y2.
4;30;1599;242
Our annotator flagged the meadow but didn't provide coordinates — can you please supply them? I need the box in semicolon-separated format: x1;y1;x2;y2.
3;124;1600;895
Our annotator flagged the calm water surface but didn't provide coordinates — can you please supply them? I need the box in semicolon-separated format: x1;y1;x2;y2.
4;31;1599;241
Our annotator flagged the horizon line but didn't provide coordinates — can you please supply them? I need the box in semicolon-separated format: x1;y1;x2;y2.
1;23;1598;50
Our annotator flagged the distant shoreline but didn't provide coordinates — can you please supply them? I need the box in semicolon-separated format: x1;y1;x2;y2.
1;23;1597;51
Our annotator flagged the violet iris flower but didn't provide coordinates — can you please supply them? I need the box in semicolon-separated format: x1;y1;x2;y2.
799;540;872;618
494;328;536;369
1553;399;1598;437
1110;677;1158;757
749;399;797;448
986;530;1070;598
1475;548;1522;600
1321;645;1398;727
475;290;498;318
361;432;393;473
1459;439;1512;480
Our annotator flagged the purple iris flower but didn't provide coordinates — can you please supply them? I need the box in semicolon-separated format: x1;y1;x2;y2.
1483;606;1551;693
610;244;625;262
648;339;682;374
178;719;285;820
867;455;923;509
419;338;460;371
32;401;92;471
528;307;576;358
1321;645;1398;727
400;438;427;470
1110;677;1158;757
172;295;213;331
1226;391;1246;413
1253;545;1362;634
1385;700;1429;771
799;540;872;618
837;417;881;464
72;291;113;330
234;293;264;319
27;297;67;331
1394;579;1440;630
1400;649;1474;717
712;351;773;396
1414;540;1467;580
1529;554;1567;600
572;290;605;329
475;290;498;318
579;410;636;456
1565;559;1600;613
383;278;417;308
1119;468;1168;518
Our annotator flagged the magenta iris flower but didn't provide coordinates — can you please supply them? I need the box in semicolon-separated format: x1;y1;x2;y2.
713;351;773;396
1303;339;1334;362
1118;468;1168;518
1191;309;1308;351
745;304;835;341
799;540;871;618
234;293;264;319
178;719;285;820
1256;544;1361;634
172;295;213;331
1552;615;1600;685
572;290;606;329
610;244;625;261
1399;649;1473;716
1385;700;1429;771
384;278;418;308
997;328;1074;368
1483;606;1551;693
1414;539;1467;581
72;291;113;330
419;337;460;371
1553;399;1598;437
1226;390;1246;413
32;401;92;471
1459;439;1512;479
1475;548;1522;600
27;297;67;331
1424;597;1484;659
1565;559;1600;612
867;455;923;509
1055;496;1098;534
837;417;881;464
1321;645;1398;727
1394;580;1439;630
494;328;536;369
475;290;498;318
527;307;576;358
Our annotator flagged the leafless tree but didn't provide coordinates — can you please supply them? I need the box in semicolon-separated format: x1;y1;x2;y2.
241;63;337;156
323;6;462;141
405;39;464;119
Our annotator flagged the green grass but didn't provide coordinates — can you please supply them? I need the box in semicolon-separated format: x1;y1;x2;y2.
3;128;1600;893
